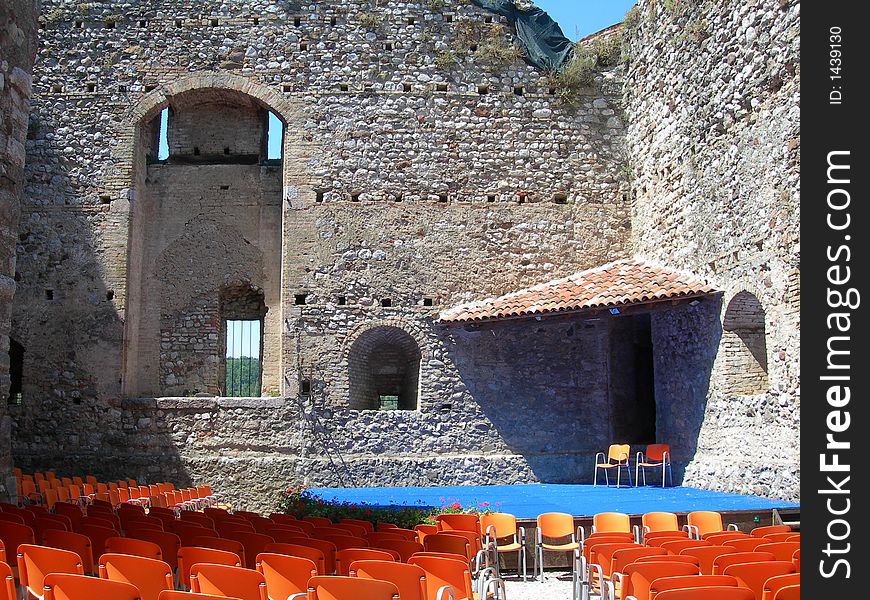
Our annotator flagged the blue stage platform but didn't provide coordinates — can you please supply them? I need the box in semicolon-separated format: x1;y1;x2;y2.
307;484;798;520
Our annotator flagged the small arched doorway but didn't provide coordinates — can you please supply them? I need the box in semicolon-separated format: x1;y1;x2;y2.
347;326;422;410
722;291;769;395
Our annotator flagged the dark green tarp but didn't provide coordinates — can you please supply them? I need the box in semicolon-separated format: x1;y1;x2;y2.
471;0;574;72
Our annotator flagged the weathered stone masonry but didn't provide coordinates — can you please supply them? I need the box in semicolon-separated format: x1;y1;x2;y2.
1;0;39;503
7;0;799;509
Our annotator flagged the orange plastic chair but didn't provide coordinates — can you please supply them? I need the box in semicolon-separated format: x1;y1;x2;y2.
383;528;419;542
99;553;174;600
661;539;712;555
635;443;673;487
772;585;799;600
755;542;801;562
351;560;428;600
723;561;796;600
322;535;369;551
0;512;24;525
81;515;120;531
302;517;333;528
373;539;424;563
53;504;84;528
423;533;470;561
613;561;700;600
791;548;800;572
105;536;164;561
408;554;496;600
763;532;799;543
246;516;278;535
0;562;12;600
172;523;218;546
654;586;755;599
177;546;241;590
76;524;116;564
587;542;643;597
222;532;276;569
0;521;36;564
686;511;739;539
335;548;395;576
726;538;769;552
17;544;84;599
705;532;753;545
265;528;311;544
640;512;684;540
413;524;438;543
255;553;316;600
127;529;182;569
606;546;667;596
593;512;632;536
158;591;242;600
761;573;799;600
712;551;776;575
535;512;580;581
435;513;480;533
364;531;404;544
332;523;367;538
190;563;267;600
273;537;337;575
190;536;247;567
309;527;352;540
594;444;632;487
306;575;399;600
262;542;326;574
679;545;738;575
339;519;374;533
649;574;739;598
480;512;526;581
39;529;95;575
42;572;140;600
750;525;792;538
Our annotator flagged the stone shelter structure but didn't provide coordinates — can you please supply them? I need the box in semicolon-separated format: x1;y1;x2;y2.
3;0;799;511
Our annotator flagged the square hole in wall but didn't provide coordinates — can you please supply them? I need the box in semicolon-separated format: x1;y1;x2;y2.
138;19;147;28
394;193;403;202
45;289;54;300
403;83;412;93
193;147;200;155
436;83;448;92
295;293;307;305
175;19;183;27
337;296;347;306
444;15;453;23
104;19;116;29
75;21;83;28
51;85;63;93
144;84;157;92
118;85;127;92
350;192;361;202
423;297;434;307
514;86;524;96
299;41;308;51
106;290;115;301
553;192;568;204
283;84;292;92
86;83;96;93
330;16;337;26
477;85;489;95
315;190;325;203
223;147;230;155
339;83;349;92
99;195;111;204
294;17;301;26
408;17;416;25
484;15;494;24
438;194;448;203
487;194;497;202
253;18;259;26
385;42;393;51
220;184;230;190
469;44;478;52
381;298;392;307
300;379;311;395
548;87;557;96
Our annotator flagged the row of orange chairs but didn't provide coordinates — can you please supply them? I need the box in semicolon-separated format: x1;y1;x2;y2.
548;511;800;600
15;470;215;513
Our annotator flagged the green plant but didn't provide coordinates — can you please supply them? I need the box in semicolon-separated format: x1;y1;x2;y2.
476;39;519;65
434;50;457;70
105;14;121;25
45;8;64;23
425;0;448;10
358;13;382;31
622;5;641;31
592;34;622;67
552;45;597;103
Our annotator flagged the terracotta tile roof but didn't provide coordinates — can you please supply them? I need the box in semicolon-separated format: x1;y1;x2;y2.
437;259;717;324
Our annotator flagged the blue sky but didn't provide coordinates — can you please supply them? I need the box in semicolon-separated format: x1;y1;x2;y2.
536;0;638;40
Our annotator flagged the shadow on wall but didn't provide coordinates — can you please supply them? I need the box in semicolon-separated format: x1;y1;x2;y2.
446;299;721;486
650;297;723;484
8;105;192;491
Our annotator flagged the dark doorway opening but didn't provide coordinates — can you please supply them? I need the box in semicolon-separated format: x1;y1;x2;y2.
610;313;656;444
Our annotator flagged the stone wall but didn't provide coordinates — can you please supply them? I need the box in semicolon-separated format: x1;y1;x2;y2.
10;0;633;507
623;0;800;500
1;0;38;502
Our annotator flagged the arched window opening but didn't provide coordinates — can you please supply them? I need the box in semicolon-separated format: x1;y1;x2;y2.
348;327;422;410
266;111;283;162
220;285;267;397
722;291;769;395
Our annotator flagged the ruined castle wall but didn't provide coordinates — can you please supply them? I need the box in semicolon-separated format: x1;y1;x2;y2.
1;0;39;501
10;0;631;506
624;0;800;500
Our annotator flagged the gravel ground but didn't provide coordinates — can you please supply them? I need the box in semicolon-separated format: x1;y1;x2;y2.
501;570;577;600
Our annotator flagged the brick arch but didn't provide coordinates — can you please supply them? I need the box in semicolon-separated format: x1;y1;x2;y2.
126;73;298;127
345;324;424;411
720;288;769;395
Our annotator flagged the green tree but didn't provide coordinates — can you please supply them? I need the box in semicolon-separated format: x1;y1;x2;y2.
225;356;261;396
